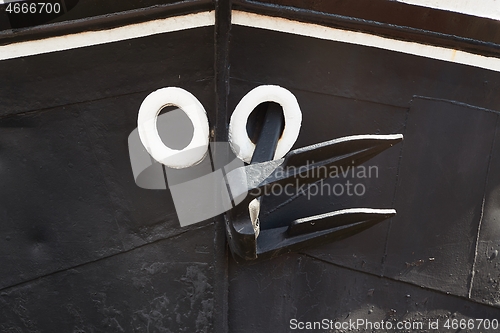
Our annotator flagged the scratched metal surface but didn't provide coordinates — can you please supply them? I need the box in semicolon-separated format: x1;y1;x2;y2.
0;21;218;333
227;17;500;332
229;254;500;333
2;0;500;332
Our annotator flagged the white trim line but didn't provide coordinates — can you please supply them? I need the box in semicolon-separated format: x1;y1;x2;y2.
396;0;500;21
0;11;215;61
232;10;500;73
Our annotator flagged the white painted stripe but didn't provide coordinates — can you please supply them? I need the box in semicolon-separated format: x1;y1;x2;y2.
397;0;500;21
232;11;500;73
4;8;500;73
0;11;215;60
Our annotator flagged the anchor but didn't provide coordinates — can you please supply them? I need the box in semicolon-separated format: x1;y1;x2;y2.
224;102;403;261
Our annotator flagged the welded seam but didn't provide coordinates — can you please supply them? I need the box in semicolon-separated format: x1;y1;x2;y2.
213;1;231;332
303;252;500;310
0;77;214;120
0;223;213;293
0;223;214;293
382;106;410;274
230;77;500;112
467;115;499;298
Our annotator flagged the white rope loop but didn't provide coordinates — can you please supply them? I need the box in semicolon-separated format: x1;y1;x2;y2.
229;85;302;163
137;87;210;169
